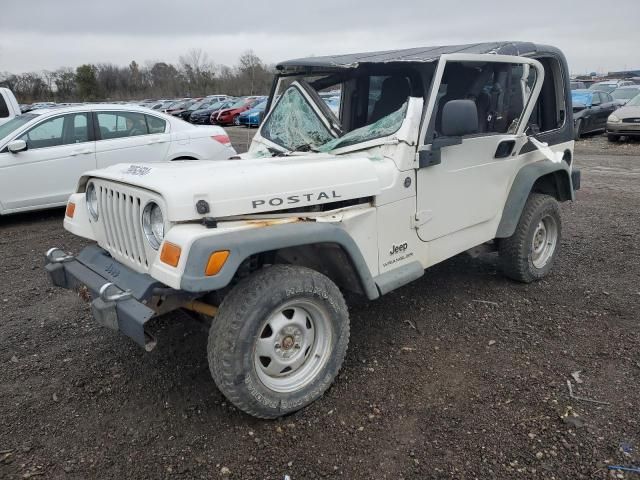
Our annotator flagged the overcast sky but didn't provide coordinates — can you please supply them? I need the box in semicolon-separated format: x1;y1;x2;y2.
1;0;638;75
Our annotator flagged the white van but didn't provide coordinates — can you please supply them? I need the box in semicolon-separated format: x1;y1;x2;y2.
0;88;21;126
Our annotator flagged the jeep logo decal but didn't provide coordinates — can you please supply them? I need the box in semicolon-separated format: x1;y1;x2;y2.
389;242;408;256
252;190;341;209
105;263;121;277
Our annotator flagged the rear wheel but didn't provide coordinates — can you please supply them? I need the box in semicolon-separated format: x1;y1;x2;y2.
208;265;349;419
607;133;620;142
499;193;562;283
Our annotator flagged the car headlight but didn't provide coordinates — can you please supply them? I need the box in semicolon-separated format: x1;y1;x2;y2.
86;182;99;220
608;114;621;123
142;202;164;250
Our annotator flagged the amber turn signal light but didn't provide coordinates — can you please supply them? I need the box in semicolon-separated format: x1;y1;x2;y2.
65;202;76;218
205;250;230;276
160;242;182;267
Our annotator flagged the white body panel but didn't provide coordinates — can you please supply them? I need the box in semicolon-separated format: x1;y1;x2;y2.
78;154;384;222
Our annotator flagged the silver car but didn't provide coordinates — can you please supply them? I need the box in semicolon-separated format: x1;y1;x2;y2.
606;93;640;142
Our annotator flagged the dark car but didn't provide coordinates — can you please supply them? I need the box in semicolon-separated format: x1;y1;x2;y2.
189;100;236;124
177;98;215;121
572;89;617;139
167;99;200;117
212;97;261;126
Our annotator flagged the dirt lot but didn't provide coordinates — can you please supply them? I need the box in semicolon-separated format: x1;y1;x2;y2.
1;130;639;479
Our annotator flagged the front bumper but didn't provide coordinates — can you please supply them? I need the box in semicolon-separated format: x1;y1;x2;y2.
607;122;640;135
45;245;162;351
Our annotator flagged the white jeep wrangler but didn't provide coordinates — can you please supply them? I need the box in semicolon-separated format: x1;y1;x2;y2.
46;42;580;419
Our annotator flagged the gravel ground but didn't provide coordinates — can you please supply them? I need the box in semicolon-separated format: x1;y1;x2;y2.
1;130;639;479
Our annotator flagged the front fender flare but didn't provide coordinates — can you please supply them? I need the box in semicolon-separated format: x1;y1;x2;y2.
180;222;380;300
496;160;574;238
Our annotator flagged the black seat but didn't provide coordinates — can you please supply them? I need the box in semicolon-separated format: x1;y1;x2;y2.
368;77;410;123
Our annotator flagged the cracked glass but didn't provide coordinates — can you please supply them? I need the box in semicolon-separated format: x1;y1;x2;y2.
261;86;335;151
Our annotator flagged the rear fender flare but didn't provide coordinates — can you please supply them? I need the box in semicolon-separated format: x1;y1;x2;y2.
496;160;574;238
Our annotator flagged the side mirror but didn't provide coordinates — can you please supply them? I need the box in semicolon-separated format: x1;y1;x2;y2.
418;100;479;168
441;100;478;137
7;139;27;153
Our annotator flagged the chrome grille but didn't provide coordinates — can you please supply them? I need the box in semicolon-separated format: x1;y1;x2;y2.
97;185;149;268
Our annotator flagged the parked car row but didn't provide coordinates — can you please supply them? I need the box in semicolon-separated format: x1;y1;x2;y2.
571;79;640;142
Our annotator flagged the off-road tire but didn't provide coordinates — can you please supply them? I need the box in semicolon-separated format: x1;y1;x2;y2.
499;193;562;283
208;264;350;419
607;133;620;142
574;119;582;140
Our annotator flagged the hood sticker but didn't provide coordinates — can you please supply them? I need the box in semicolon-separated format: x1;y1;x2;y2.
123;165;152;176
252;190;342;209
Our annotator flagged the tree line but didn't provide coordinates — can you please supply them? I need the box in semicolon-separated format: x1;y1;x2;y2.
0;49;275;103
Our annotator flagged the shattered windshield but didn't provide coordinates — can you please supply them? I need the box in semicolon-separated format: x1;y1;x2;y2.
261;85;336;151
318;102;407;152
261;81;408;153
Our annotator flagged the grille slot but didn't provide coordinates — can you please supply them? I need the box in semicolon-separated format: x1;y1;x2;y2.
98;185;149;268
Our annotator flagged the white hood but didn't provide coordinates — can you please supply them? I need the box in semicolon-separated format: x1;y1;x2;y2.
80;154;387;221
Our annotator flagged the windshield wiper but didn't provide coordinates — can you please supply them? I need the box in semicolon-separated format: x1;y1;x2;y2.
276;143;318;156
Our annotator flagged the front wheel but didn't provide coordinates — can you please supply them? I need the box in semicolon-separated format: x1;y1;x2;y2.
574;119;583;140
499;193;562;283
208;265;349;418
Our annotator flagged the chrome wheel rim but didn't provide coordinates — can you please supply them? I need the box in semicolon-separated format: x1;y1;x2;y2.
254;300;332;393
531;214;558;269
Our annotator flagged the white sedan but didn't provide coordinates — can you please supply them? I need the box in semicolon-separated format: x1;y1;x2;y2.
0;104;236;215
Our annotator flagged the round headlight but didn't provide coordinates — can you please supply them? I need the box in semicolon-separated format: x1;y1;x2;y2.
86;182;99;220
142;202;164;250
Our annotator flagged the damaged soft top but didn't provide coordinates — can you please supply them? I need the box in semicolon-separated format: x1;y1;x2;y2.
275;41;558;73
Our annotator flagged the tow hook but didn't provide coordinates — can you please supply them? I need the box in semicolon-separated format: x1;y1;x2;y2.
99;282;132;302
45;247;74;263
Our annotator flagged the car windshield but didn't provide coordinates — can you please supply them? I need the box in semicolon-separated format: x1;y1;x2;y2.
612;88;640;100
188;100;207;110
252;100;267;110
626;94;640;107
571;91;592;106
589;83;616;93
229;99;248;109
261;81;406;153
0;114;39;141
